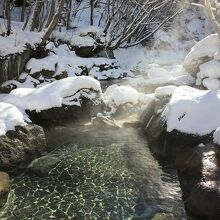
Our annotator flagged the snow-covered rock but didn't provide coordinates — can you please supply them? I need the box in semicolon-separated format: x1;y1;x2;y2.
4;76;102;112
198;60;220;79
2;76;103;126
26;53;58;78
184;34;220;75
103;85;154;115
164;86;220;136
202;78;220;90
0;102;26;136
104;85;139;107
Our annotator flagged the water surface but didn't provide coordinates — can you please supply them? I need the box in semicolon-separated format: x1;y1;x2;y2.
0;126;186;220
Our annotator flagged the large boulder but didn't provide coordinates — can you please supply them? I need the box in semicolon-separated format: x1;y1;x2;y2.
140;86;220;219
0;171;10;207
26;95;104;126
176;146;220;219
0;124;46;171
28;155;61;177
3;76;104;127
183;34;220;76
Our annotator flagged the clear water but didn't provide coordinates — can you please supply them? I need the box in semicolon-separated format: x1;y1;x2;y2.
0;126;186;220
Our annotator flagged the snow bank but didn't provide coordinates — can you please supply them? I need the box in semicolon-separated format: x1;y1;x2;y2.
3;76;102;112
0;102;26;136
165;86;220;136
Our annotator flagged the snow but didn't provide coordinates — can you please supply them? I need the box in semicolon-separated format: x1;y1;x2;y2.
104;85;139;107
155;86;177;97
26;53;58;76
0;102;26;136
103;85;155;115
202;78;220;90
184;34;220;74
0;29;42;56
198;60;220;79
3;76;102;112
164;86;220;136
52;26;105;47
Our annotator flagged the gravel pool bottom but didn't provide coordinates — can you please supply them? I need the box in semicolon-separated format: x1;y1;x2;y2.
0;127;186;220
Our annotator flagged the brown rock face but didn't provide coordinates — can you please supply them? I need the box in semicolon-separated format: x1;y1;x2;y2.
0;124;46;172
0;171;10;207
177;147;220;219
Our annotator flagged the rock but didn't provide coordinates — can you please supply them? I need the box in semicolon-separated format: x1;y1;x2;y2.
185;180;220;218
141;95;209;161
0;81;18;93
0;124;46;171
0;49;34;84
26;96;104;127
176;146;220;219
90;114;121;129
28;155;60;177
0;171;10;207
94;48;115;59
74;46;101;58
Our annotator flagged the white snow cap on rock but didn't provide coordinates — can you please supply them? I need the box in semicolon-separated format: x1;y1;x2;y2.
3;76;102;112
103;85;155;115
26;53;58;76
164;86;220;136
0;102;26;136
184;34;220;74
104;85;139;106
202;78;220;90
198;60;220;79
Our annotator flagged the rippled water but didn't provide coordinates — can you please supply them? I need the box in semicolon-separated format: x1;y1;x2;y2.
0;126;186;220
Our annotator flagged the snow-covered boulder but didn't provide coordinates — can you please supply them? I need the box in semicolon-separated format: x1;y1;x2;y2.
26;53;58;78
184;34;220;75
164;86;220;137
0;102;26;136
183;34;220;90
141;85;220;159
3;76;103;126
103;85;155;116
0;102;46;171
52;27;106;58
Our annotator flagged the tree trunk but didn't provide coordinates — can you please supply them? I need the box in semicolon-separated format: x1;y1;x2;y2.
21;0;26;22
31;0;43;31
90;0;94;26
66;0;72;30
41;0;66;45
45;0;56;28
4;0;11;36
